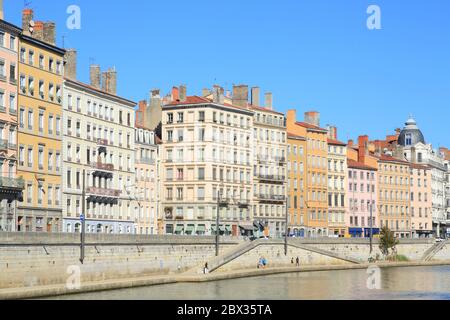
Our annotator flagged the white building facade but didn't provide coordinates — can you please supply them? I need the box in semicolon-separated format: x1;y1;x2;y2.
62;79;137;234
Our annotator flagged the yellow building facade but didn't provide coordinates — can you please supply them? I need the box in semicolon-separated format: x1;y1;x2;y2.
17;35;65;232
287;110;329;237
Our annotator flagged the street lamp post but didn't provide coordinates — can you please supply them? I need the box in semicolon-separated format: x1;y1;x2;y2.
80;169;86;264
215;190;220;257
285;200;288;256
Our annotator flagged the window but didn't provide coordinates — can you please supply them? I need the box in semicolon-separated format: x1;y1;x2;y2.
9;36;15;51
0;32;4;47
28;50;34;66
38;146;44;170
9;64;16;83
177;112;184;123
198;168;205;180
38;111;44;133
27;109;33;130
20;47;25;62
27;147;33;167
199;111;205;122
19;108;24;128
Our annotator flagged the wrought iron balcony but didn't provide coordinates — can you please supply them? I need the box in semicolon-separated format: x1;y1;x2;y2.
257;174;286;183
257;194;286;202
0;139;8;151
86;187;121;205
137;157;155;165
91;162;114;178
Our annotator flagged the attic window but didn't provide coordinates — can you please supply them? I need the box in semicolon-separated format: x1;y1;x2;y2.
405;134;412;146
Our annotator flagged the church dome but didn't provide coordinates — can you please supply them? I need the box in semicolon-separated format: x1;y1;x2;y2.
398;116;425;146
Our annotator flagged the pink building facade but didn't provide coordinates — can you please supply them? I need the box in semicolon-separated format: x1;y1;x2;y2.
347;160;379;237
0;19;23;231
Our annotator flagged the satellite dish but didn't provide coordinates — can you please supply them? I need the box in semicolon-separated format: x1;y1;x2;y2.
29;20;35;27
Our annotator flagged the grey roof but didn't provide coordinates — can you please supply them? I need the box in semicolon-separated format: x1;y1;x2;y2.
398;116;425;146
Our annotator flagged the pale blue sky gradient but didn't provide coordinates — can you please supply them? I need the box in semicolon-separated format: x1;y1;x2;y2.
4;0;450;147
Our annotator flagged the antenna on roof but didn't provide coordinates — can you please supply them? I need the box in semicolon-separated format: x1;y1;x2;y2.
24;0;32;7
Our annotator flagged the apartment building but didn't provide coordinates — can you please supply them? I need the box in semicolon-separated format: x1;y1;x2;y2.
287;110;329;237
62;65;137;234
17;9;65;232
327;128;348;237
135;102;159;235
248;87;287;238
161;85;253;236
0;18;24;231
409;163;433;238
376;154;411;238
347;160;378;238
287;133;307;237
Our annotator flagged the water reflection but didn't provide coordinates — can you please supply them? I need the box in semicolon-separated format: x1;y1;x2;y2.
49;266;450;300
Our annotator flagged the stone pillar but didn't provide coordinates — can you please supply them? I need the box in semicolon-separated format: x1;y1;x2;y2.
64;49;77;80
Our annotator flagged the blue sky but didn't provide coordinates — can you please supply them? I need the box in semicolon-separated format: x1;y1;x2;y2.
4;0;450;147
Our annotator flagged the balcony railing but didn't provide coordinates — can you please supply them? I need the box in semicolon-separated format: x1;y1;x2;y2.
137;158;155;165
97;138;109;146
91;162;114;172
0;177;25;190
257;194;286;202
86;187;121;198
257;174;286;182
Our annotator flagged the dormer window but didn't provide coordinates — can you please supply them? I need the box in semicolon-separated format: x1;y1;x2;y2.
405;133;412;146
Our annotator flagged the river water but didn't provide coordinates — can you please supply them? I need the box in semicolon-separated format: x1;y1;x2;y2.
50;265;450;300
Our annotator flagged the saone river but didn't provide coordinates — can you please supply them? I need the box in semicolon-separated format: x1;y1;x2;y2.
49;265;450;300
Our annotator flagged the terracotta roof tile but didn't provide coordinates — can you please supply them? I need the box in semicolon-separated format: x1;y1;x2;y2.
347;159;377;171
327;138;347;146
295;121;328;132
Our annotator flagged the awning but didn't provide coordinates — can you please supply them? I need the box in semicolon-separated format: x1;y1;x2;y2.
349;228;363;234
197;225;206;232
225;225;232;232
174;225;184;234
185;225;194;233
219;225;226;232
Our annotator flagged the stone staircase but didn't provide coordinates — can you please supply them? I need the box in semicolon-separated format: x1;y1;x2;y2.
422;241;447;262
184;239;362;275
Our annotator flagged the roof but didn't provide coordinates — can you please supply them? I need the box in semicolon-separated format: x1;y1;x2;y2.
295;121;328;133
374;154;410;165
409;163;430;170
248;104;285;116
347;159;377;171
65;78;136;107
20;34;66;56
327;138;347;146
287;132;306;141
165;96;210;106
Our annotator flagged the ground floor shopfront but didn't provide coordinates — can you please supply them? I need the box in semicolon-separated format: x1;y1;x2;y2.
63;218;136;234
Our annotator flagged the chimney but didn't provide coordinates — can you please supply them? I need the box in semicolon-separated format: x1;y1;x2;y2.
304;111;320;127
136;100;147;127
0;0;4;20
411;146;417;163
33;21;44;41
251;87;260;106
64;49;77;80
202;88;210;97
108;68;117;95
43;22;56;45
179;85;187;102
358;135;369;164
213;85;224;104
171;87;179;102
22;9;34;36
327;125;338;140
395;128;401;135
265;92;273;110
348;140;354;147
90;65;101;89
232;85;248;108
147;89;162;131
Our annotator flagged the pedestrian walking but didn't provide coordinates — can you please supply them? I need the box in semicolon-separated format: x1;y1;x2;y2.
296;257;300;267
204;262;209;274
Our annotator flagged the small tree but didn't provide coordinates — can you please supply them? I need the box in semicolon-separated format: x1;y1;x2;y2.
379;226;399;259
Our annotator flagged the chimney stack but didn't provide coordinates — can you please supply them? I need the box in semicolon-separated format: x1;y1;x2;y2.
327;125;338;140
202;88;210;97
22;9;34;36
64;49;77;80
0;0;4;20
171;87;179;102
33;21;44;41
251;87;260;106
232;85;248;108
358;135;369;164
147;89;162;131
265;92;273;110
101;68;117;95
348;140;354;147
304;111;320;127
179;85;187;102
43;22;56;45
213;85;224;104
90;65;101;89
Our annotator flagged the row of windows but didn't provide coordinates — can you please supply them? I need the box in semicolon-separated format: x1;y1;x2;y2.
167;111;251;129
254;112;286;128
379;175;410;186
379;220;410;231
379;164;409;173
24;182;61;206
349;183;376;193
19;75;62;103
0;32;17;51
18;145;61;172
67;94;133;127
349;199;376;212
349;216;376;227
20;47;62;75
65;145;133;172
254;127;286;144
0;59;17;85
19;107;61;134
348;170;376;181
